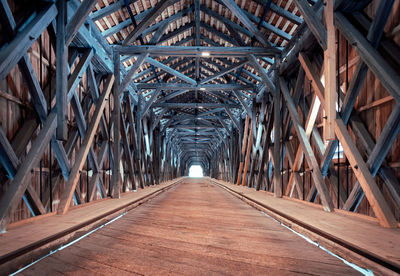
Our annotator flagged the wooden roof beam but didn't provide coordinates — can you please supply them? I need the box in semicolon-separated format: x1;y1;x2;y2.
199;59;248;84
293;0;327;50
123;0;175;45
146;57;197;85
157;22;195;45
154;103;238;108
115;45;280;57
219;0;272;47
136;83;255;90
65;0;98;46
335;12;400;103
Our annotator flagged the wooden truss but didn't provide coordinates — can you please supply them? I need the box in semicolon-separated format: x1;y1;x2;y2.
0;0;399;233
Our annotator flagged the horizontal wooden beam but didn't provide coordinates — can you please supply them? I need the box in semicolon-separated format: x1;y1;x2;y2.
199;59;248;84
137;83;255;91
154;103;238;108
114;45;280;57
146;57;197;85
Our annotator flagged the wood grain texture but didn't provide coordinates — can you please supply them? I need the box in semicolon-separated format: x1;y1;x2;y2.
213;178;400;273
19;178;358;275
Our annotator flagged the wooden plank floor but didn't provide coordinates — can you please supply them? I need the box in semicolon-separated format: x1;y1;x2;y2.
212;178;400;272
0;178;183;265
20;178;359;275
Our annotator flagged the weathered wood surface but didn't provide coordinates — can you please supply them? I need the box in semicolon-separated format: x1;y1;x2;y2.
0;178;184;272
213;178;400;272
18;178;358;275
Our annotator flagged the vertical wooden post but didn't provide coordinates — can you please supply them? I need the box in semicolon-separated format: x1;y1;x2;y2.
111;51;121;198
56;0;68;141
241;120;253;186
324;0;336;141
273;71;282;197
236;115;249;185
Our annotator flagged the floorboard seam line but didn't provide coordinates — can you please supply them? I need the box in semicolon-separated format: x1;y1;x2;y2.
259;211;373;276
1;178;185;270
9;212;129;276
209;178;400;275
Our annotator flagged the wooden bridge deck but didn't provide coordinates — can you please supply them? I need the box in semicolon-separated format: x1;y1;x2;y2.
17;178;359;275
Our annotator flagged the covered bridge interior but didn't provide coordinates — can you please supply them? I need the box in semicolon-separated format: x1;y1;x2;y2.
0;0;399;274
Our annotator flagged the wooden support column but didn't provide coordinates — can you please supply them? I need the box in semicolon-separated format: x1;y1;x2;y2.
323;0;336;141
236;115;250;185
111;52;121;198
57;75;114;215
56;0;68;141
241;121;253;186
273;69;281;197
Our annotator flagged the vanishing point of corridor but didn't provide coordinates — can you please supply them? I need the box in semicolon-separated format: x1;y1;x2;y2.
21;178;359;275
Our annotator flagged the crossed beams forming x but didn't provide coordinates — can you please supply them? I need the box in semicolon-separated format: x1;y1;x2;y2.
0;0;399;234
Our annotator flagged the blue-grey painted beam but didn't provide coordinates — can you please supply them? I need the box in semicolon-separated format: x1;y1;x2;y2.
146;57;197;85
57;0;68;143
293;0;326;49
115;45;280;57
248;54;275;92
102;20;131;38
154;103;238;108
90;0;123;21
200;22;238;46
66;0;98;46
219;0;272;46
137;83;255;90
142;7;194;39
0;4;57;80
200;5;253;40
158;22;195;45
123;0;175;45
199;59;248;84
335;12;400;103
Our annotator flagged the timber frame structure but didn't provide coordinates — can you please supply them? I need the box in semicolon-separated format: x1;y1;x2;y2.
0;0;400;249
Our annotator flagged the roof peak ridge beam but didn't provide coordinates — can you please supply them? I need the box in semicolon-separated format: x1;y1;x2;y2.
114;45;280;57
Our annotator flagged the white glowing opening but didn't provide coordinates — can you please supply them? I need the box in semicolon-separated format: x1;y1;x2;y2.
189;165;203;177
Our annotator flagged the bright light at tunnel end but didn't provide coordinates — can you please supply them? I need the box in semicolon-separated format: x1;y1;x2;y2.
189;165;204;177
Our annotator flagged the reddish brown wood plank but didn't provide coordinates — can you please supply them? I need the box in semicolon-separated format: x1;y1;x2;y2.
20;178;359;275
